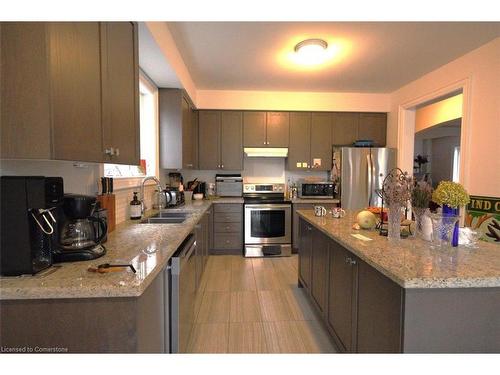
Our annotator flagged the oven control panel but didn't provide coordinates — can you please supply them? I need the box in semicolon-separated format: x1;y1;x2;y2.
244;183;284;193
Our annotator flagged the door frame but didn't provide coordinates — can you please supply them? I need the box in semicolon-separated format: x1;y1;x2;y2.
397;77;472;192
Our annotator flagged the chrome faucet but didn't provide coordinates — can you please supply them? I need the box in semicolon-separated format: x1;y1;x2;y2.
140;176;163;214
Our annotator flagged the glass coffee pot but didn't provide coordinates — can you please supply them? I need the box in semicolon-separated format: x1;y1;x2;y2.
60;217;107;250
59;194;107;251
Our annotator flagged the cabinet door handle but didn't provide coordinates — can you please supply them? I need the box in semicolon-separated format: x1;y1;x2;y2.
307;226;312;231
263;141;266;145
115;148;120;156
186;163;193;167
104;147;114;156
221;164;224;169
345;257;357;266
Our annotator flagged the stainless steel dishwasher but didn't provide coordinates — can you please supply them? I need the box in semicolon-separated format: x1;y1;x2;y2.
168;233;197;353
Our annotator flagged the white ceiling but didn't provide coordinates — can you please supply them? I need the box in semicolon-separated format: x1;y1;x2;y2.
138;22;181;88
167;22;500;93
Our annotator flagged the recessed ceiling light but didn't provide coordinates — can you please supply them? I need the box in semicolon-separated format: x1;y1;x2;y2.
294;39;329;65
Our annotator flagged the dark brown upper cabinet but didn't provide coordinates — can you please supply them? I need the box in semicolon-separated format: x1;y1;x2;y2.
287;112;332;171
243;111;289;148
159;90;197;169
198;110;243;171
1;22;140;164
266;112;290;147
332;112;359;146
243;112;267;147
332;112;387;147
310;113;332;170
100;22;140;165
358;113;387;146
287;112;311;170
198;111;221;170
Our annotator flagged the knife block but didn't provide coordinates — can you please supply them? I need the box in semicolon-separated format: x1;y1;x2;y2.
97;194;116;233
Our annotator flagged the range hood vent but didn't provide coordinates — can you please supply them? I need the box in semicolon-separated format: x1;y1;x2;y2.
244;147;288;158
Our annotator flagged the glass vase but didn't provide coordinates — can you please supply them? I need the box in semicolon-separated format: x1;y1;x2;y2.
442;204;460;247
429;213;459;249
412;207;428;239
387;203;403;241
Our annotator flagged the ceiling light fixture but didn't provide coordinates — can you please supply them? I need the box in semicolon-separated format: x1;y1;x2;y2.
294;39;329;65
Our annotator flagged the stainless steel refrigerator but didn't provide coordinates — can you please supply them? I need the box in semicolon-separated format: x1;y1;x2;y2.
331;147;397;210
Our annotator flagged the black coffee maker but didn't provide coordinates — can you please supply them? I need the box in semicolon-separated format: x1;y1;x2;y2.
53;194;107;262
0;176;63;276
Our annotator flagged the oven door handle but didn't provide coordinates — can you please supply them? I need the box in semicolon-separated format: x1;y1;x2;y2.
245;204;291;210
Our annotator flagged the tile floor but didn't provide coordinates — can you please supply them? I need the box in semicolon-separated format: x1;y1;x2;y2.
186;255;337;353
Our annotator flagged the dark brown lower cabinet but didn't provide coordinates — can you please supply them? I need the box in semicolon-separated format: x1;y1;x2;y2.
298;217;500;353
356;260;403;352
311;229;329;315
299;217;403;353
211;204;243;255
327;240;357;352
298;219;313;289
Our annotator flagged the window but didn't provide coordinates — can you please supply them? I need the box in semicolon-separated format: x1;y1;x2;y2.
452;146;460;182
103;72;158;179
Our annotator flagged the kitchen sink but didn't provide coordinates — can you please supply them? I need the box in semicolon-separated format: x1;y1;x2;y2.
140;211;189;224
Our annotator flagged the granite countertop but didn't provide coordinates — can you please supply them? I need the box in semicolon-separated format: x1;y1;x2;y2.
292;198;340;204
297;210;500;289
0;200;213;300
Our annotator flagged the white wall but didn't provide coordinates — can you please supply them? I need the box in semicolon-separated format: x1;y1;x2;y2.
388;37;500;197
430;136;460;186
196;89;390;112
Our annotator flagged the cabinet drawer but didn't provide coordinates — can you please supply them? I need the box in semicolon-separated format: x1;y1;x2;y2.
214;222;242;233
213;233;242;249
214;204;243;213
213;212;242;223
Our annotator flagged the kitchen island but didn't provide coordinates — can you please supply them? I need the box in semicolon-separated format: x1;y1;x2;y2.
297;210;500;353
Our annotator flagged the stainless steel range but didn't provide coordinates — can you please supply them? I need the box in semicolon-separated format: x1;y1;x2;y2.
243;183;291;257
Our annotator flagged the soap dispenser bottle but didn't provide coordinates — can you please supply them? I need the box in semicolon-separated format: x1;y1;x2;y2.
130;192;142;220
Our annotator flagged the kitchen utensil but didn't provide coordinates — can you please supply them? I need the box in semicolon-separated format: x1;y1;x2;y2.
314;206;327;217
88;263;136;274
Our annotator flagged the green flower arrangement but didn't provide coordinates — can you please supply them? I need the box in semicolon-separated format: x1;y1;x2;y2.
432;181;470;209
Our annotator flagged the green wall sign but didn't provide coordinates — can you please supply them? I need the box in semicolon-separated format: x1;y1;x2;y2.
466;196;500;243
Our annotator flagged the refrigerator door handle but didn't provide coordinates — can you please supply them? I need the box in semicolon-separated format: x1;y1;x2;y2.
366;153;373;207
